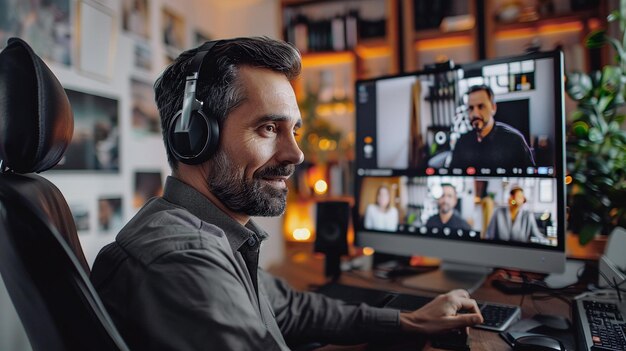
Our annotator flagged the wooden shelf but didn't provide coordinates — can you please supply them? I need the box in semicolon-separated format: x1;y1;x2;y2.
413;28;475;41
493;10;601;32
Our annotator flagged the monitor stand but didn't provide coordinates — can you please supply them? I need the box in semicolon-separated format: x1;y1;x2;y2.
401;262;492;293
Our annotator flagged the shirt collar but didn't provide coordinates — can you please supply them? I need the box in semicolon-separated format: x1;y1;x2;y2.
162;176;268;251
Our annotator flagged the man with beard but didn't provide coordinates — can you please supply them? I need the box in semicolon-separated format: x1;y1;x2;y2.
91;37;483;351
425;184;471;231
448;85;535;170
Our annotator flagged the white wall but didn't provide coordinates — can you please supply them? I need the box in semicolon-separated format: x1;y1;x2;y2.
37;0;285;267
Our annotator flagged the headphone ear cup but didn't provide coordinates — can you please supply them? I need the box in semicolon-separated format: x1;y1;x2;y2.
168;109;219;165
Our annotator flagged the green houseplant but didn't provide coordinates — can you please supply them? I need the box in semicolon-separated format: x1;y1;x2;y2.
565;0;626;245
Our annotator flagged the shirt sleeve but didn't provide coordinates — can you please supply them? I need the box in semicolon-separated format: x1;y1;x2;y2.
127;248;285;351
260;270;401;346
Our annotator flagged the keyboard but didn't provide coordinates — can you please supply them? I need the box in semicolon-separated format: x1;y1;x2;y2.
574;296;626;351
315;283;521;332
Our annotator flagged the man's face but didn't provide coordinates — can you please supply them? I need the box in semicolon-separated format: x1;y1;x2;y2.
438;186;458;215
467;90;496;133
207;66;304;217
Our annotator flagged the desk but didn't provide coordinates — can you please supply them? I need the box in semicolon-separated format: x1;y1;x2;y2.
268;242;579;351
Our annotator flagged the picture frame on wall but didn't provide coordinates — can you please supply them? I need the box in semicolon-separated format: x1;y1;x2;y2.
133;171;163;209
55;89;120;172
162;7;186;56
122;0;150;39
131;78;160;136
134;41;152;71
0;0;72;66
76;0;117;80
98;196;123;233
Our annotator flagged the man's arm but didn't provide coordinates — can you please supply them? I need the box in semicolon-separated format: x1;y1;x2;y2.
261;271;400;346
262;272;483;346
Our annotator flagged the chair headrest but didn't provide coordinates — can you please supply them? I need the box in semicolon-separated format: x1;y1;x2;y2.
0;38;73;173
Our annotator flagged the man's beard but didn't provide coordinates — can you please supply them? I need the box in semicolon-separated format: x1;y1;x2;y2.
207;150;294;217
439;205;452;215
470;116;484;132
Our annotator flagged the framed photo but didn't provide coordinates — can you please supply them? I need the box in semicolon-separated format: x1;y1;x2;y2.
98;196;123;233
134;41;152;71
55;89;119;171
134;171;163;208
131;78;160;135
122;0;150;39
76;0;116;80
0;0;72;66
162;7;186;54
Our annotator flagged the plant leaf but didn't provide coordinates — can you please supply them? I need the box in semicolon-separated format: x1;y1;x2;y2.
565;72;593;100
586;30;607;49
579;222;603;245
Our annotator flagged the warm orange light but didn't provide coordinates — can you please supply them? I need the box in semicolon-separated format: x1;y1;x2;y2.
318;138;331;150
293;228;312;241
565;175;573;185
589;18;602;30
539;21;583;35
301;52;354;68
496;21;583;40
415;36;473;51
364;136;373;144
363;247;375;256
306;165;326;188
355;45;390;59
284;201;315;242
314;180;328;195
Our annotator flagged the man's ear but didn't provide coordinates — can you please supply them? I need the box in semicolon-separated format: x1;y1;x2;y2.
491;101;497;114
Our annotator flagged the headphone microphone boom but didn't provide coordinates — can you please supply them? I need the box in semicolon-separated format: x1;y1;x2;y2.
167;40;221;165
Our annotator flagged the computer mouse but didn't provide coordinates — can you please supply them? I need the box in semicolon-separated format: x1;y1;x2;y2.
532;313;571;330
513;335;565;351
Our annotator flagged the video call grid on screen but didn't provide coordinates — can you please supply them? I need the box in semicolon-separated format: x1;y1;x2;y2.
354;51;565;250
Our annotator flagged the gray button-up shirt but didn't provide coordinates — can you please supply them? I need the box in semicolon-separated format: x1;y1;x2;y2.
91;176;400;350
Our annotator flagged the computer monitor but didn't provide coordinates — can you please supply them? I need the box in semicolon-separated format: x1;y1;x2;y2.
354;50;566;292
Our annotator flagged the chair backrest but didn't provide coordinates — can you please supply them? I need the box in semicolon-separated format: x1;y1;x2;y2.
0;38;129;351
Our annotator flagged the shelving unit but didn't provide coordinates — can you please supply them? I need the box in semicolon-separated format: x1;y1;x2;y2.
279;0;609;241
484;1;606;72
402;0;479;72
279;0;400;200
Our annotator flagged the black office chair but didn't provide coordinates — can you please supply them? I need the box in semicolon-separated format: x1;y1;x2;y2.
0;38;129;351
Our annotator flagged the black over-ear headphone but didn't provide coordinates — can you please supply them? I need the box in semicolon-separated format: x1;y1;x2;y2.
167;40;221;165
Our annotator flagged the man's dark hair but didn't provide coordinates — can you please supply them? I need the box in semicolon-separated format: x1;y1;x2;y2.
467;84;494;102
154;36;301;170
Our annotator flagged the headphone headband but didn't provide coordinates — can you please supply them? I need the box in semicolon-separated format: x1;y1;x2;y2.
177;41;220;134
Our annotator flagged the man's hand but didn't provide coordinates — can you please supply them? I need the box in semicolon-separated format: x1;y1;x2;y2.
399;289;484;334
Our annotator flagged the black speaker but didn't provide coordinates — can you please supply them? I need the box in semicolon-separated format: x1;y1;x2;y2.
167;40;221;165
314;201;350;280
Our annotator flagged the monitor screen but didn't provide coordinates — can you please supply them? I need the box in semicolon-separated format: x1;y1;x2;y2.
354;51;565;292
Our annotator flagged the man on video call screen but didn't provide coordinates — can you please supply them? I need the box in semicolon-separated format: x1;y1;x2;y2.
448;84;535;170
